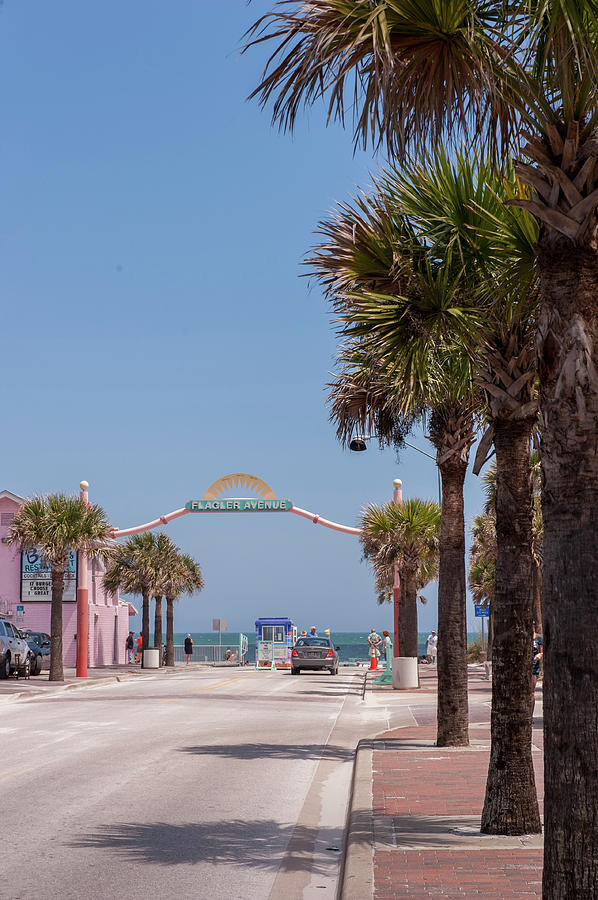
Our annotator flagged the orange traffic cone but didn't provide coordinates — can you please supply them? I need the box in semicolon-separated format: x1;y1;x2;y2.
369;645;378;670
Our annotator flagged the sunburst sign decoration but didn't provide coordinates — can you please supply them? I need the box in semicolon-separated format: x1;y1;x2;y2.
185;473;292;513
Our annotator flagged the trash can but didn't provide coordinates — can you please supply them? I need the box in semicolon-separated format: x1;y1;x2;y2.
392;656;419;690
143;649;160;669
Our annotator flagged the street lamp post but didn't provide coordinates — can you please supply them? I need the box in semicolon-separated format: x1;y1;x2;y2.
349;434;442;505
401;441;442;506
76;480;89;678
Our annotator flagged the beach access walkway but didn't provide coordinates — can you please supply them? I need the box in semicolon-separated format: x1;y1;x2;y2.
342;664;544;899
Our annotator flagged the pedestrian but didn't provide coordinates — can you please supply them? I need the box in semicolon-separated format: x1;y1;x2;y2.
382;630;392;659
300;630;307;637
426;630;438;664
532;623;543;713
125;631;134;664
135;633;143;663
225;648;231;661
367;628;382;658
309;626;319;637
184;633;193;665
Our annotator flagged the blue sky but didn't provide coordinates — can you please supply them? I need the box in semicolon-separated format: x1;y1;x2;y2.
1;1;486;635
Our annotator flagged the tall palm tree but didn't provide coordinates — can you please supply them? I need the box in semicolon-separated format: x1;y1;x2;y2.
311;150;543;829
390;153;542;834
245;5;598;885
150;534;181;665
162;551;204;667
7;494;113;681
104;533;162;663
469;512;497;659
310;192;480;748
327;338;478;747
361;497;440;657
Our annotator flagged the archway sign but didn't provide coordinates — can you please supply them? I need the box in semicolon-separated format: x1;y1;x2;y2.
109;473;362;538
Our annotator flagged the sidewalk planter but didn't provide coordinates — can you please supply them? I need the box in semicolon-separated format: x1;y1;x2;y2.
392;656;419;689
143;649;159;669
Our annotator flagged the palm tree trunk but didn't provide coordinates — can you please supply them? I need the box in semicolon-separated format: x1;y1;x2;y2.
165;596;175;666
141;592;150;668
481;416;540;834
537;242;598;897
399;568;418;658
487;603;493;661
50;568;65;681
153;595;163;666
436;457;469;747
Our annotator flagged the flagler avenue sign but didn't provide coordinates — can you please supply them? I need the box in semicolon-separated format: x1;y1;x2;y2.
185;498;293;512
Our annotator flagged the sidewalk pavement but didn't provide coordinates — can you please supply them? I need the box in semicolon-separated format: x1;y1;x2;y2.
342;664;544;899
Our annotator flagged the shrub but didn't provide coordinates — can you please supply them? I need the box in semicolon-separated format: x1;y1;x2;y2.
467;639;483;663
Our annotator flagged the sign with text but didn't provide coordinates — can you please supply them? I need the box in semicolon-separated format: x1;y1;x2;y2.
474;605;489;618
21;549;77;602
186;498;292;512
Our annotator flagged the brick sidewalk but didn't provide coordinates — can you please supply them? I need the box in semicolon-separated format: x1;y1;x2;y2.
347;665;544;898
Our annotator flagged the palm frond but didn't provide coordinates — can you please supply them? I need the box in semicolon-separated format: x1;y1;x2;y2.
245;0;515;158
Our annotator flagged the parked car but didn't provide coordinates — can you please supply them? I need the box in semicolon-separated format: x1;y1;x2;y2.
17;629;47;675
0;616;34;678
19;629;50;675
291;636;339;676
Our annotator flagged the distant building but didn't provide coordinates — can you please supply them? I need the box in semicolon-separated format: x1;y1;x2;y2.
0;489;133;666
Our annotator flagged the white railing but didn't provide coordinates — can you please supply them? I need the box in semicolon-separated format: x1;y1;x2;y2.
171;634;248;664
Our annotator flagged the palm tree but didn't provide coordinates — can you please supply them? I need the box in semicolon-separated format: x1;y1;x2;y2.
104;533;162;664
7;494;113;681
162;551;204;667
361;497;440;657
310;189;480;748
310;150;543;828
245;5;598;885
327;339;477;747
395;154;542;834
469;512;497;659
150;534;181;665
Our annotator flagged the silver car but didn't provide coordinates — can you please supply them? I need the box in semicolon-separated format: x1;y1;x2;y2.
0;616;33;678
291;637;339;676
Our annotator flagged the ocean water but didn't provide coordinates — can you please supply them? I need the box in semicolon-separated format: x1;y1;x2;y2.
173;631;481;664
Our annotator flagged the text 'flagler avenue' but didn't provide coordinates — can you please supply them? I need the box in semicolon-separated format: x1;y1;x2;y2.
185;499;293;512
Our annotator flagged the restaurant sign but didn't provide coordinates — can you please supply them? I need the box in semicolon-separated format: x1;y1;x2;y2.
21;549;78;602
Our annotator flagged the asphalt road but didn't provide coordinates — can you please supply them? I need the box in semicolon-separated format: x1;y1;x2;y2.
0;666;408;900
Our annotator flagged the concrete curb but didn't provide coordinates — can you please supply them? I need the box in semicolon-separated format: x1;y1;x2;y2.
0;659;244;703
0;670;159;703
338;739;374;900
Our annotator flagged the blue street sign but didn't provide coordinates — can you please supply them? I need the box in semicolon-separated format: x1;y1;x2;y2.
474;605;489;618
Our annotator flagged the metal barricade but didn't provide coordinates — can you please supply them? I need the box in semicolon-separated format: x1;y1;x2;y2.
172;634;248;664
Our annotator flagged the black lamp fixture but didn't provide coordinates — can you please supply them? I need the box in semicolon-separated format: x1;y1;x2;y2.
349;435;369;452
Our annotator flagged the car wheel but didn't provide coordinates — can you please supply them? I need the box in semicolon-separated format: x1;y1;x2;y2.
31;655;42;676
0;655;9;679
291;668;300;675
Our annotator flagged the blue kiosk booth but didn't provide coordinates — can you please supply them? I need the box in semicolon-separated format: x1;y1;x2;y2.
255;617;296;669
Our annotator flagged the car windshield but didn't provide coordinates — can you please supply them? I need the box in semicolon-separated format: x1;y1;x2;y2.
296;638;330;647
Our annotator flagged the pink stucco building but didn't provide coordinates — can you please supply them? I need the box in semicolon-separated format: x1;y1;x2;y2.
0;489;132;667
